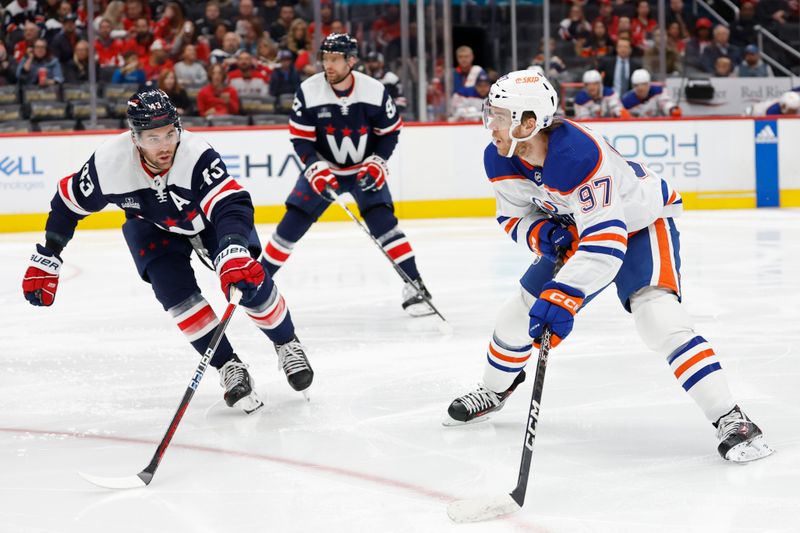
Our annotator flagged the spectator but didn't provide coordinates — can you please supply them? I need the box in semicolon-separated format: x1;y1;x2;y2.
644;27;682;75
453;45;486;96
14;21;41;64
450;72;492;122
528;37;568;84
666;0;693;36
755;0;791;31
16;38;64;85
259;0;281;31
238;18;262;56
211;31;241;68
256;37;279;70
577;19;613;61
4;0;43;36
97;0;127;39
196;1;231;39
235;0;259;35
330;20;346;36
364;50;406;112
293;40;317;78
594;0;617;29
121;0;148;32
573;69;625;118
174;44;208;86
621;68;681;117
270;4;296;44
307;3;334;40
714;56;735;77
294;0;313;21
153;1;185;48
284;19;308;57
268;48;300;98
170;20;211;63
158;68;191;114
666;21;687;54
228;50;269;96
610;15;644;49
736;45;773;77
0;41;17;85
701;25;741;73
51;13;82;64
559;4;592;41
62;38;90;83
197;62;240;116
611;0;636;18
631;0;657;38
730;1;759;49
143;38;174;81
371;4;401;53
111;50;146;84
209;22;230;51
95;18;124;67
683;18;713;74
123;16;154;64
42;0;69;41
599;37;641;97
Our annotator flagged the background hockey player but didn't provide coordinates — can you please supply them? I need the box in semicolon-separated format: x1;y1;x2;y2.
21;89;313;412
263;33;435;317
445;71;772;463
746;90;800;116
573;69;625;119
621;69;682;118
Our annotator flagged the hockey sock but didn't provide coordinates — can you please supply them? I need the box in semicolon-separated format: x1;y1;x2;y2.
242;282;295;345
362;205;420;280
169;293;235;369
266;207;315;275
482;287;536;392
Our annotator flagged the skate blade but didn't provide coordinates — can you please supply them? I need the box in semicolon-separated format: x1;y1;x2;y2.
404;301;436;318
725;435;775;463
233;393;264;414
302;389;311;402
441;414;492;427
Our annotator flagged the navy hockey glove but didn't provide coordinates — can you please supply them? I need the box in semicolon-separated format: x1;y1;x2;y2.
356;155;388;192
304;161;338;197
214;242;265;302
529;281;585;348
22;244;63;306
529;221;579;263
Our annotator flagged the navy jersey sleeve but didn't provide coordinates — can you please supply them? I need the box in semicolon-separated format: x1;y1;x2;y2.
288;88;319;167
193;148;254;248
44;155;109;248
369;86;403;161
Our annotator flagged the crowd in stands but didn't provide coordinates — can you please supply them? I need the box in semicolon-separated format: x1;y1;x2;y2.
0;0;797;131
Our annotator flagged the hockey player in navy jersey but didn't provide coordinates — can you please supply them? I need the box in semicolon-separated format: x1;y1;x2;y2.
444;71;772;462
262;33;435;317
21;89;313;412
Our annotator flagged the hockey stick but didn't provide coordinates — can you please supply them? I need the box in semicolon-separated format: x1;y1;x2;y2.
78;289;243;489
447;328;553;523
327;187;452;332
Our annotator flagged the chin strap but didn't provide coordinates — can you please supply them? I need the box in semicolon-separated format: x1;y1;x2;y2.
503;123;539;159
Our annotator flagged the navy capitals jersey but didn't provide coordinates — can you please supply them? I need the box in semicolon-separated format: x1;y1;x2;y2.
288;70;402;174
45;130;253;246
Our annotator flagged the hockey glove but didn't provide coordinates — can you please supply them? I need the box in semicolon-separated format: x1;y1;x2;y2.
214;242;265;302
529;281;585;348
356;155;388;192
304;161;338;198
529;221;579;264
22;244;63;307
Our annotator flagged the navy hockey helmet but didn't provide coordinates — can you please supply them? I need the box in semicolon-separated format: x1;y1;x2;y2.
127;89;181;133
318;32;359;60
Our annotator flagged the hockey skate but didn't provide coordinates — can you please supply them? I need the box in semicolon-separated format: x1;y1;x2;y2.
218;355;264;414
443;371;527;426
714;405;774;462
402;278;435;317
274;336;314;398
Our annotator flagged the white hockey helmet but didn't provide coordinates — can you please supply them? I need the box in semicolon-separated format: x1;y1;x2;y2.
582;69;602;84
631;68;651;85
482;70;559;158
779;91;800;113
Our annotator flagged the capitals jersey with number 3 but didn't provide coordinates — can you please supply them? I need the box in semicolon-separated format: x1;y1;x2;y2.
485;119;683;297
288;70;403;174
45;130;253;246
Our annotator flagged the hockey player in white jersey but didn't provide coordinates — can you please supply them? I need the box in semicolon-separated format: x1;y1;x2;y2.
621;69;682;118
444;71;772;462
573;69;625;119
21;89;314;411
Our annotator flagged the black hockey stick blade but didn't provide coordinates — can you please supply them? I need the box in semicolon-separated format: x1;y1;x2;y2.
78;470;150;489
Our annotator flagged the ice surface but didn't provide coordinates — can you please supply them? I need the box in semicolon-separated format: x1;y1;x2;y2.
2;211;799;532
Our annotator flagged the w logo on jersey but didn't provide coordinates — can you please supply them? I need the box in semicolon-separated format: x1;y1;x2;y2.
326;133;367;165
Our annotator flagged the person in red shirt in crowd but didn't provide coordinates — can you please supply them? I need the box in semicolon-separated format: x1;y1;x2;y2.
153;1;185;49
631;0;657;38
121;0;149;32
610;15;644;49
293;40;318;78
594;0;617;29
124;16;154;64
197;62;240;116
307;2;333;40
13;21;40;63
143;38;174;81
95;18;125;67
170;19;211;63
228;50;270;96
371;4;401;52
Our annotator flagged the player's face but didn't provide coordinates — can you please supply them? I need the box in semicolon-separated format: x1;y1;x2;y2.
633;82;649;99
322;52;352;85
135;124;180;170
586;81;601;98
483;104;528;157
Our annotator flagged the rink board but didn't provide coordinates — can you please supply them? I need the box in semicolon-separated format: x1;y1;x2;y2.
0;117;798;233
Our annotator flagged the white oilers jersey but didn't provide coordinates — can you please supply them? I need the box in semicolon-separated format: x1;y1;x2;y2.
484;119;683;296
288;71;402;173
621;85;677;117
573;86;623;119
46;130;252;242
